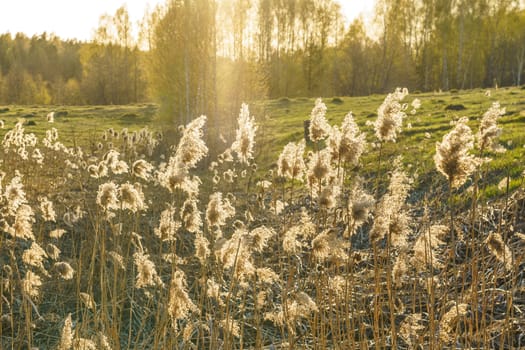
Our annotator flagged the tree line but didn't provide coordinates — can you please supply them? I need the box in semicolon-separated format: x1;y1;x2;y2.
0;6;148;106
0;0;523;124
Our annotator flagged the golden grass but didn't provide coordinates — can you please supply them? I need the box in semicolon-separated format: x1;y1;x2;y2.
1;91;524;349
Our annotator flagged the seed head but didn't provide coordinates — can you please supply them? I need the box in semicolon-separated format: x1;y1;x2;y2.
206;192;235;229
168;270;197;329
96;182;119;211
119;182;146;213
58;314;73;350
154;205;180;242
54;261;75;280
485;232;512;271
309;98;331;142
9;204;35;240
374;88;409;142
434;117;479;188
22;270;42;299
134;251;163;288
194;233;210;264
181;198;202;233
231;104;257;164
5;174;26;214
328;112;366;165
175;115;208;168
306;148;332;188
49;228;66;239
40;196;56;222
370;162;411;245
347;185;374;235
80;292;96;310
248;226;275;252
46;243;61;260
439;302;469;344
277;140;306;180
132;159;154;180
477;102;505;152
23;242;47;271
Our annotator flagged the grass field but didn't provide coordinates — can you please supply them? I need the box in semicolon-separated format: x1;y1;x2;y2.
2;86;524;196
1;87;525;349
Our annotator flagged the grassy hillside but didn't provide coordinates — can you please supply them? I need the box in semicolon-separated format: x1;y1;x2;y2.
1;86;524;187
0;104;158;148
256;87;525;197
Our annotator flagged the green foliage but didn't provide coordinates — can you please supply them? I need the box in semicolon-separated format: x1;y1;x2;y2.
147;0;216;127
1;1;525;112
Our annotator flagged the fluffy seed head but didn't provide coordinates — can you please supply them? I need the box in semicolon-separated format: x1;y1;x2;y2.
49;228;66;239
181;198;202;233
58;314;73;350
439;303;469;344
134;251;163;288
154;205;180;242
485;232;512;271
168;270;197;329
206;192;235;229
96;182;119;211
277;140;306;180
248;226;276;252
22;270;42;299
347;185;374;234
328;112;366;165
9;204;35;240
40;196;56;222
46;243;61;260
194;233;210;264
80;292;96;310
119;182;146;213
374;88;409;142
412;225;447;270
231;104;257;164
175;115;208;168
108;251;125;270
54;261;75;279
307;148;332;188
309;98;331;142
370;162;411;245
132;159;154;180
434;117;479;188
477;102;505;152
5;174;26;214
23;242;47;271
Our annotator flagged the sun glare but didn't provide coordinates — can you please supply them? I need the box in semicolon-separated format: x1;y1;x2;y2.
0;0;374;41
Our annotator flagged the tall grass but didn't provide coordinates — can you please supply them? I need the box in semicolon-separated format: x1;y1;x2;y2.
0;91;524;349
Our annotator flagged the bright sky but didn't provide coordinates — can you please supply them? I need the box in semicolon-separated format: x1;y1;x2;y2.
0;0;375;42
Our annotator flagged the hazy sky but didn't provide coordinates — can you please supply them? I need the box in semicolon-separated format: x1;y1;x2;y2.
0;0;375;42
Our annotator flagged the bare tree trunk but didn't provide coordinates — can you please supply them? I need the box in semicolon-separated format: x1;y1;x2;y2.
442;46;449;91
184;1;191;125
457;13;464;89
184;51;190;124
517;46;524;86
